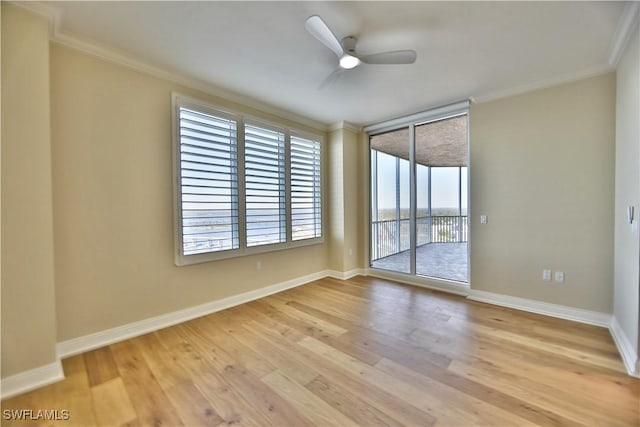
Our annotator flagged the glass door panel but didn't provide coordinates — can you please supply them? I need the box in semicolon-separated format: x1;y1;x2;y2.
414;115;468;282
370;127;410;274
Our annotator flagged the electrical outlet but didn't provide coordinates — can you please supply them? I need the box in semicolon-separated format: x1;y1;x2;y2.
542;269;552;282
554;271;564;283
480;215;488;224
256;261;262;270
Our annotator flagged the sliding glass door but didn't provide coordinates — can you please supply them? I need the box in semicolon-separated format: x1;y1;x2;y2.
369;109;469;283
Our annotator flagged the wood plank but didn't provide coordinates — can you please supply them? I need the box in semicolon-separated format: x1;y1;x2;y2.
305;375;404;427
182;320;276;379
297;336;482;426
119;419;142;427
169;323;312;426
83;346;119;387
244;299;326;338
452;319;627;372
164;380;224;427
450;344;640;412
261;370;357;427
409;323;628;379
110;339;184;426
193;315;278;378
193;372;269;427
66;393;98;427
59;355;92;397
219;364;316;427
232;321;320;384
340;329;577;427
91;377;137;426
375;357;539;427
265;296;349;336
448;359;635;427
135;333;191;390
243;319;438;427
268;299;383;366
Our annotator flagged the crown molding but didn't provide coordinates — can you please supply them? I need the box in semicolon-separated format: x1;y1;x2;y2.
328;121;363;133
11;1;329;134
8;0;60;26
470;64;613;104
12;1;633;132
608;1;640;67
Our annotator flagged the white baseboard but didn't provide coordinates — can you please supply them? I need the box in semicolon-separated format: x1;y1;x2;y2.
326;268;366;280
466;289;612;327
366;267;470;296
610;317;640;378
57;270;329;358
1;360;64;401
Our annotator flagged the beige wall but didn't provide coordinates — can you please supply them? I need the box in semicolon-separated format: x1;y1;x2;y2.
470;73;616;312
328;129;346;271
1;3;58;377
342;128;362;272
327;127;361;272
50;45;329;341
614;23;639;365
356;132;368;268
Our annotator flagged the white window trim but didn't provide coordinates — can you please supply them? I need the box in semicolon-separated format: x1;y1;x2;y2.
172;93;325;266
364;100;470;135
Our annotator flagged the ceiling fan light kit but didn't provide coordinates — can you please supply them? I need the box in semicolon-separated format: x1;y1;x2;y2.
339;54;360;69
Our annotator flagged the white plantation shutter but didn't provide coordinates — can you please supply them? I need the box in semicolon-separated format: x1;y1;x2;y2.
174;95;323;265
291;135;322;241
178;107;239;255
244;124;286;247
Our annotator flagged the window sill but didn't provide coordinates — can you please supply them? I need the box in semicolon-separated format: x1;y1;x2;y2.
175;237;325;266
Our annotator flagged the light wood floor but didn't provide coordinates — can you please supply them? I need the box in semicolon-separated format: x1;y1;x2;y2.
2;276;639;426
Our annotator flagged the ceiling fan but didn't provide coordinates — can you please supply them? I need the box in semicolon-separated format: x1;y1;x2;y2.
305;15;417;87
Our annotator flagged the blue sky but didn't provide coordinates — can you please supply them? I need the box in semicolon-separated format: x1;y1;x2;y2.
375;152;467;212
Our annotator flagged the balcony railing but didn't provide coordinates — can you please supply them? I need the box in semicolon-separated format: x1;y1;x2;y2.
371;215;468;260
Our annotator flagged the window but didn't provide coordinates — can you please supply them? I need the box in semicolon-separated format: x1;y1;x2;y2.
177;106;239;256
244;124;286;247
291;135;322;241
173;95;323;265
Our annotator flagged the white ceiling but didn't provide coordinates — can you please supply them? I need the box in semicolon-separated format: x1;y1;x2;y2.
48;1;628;127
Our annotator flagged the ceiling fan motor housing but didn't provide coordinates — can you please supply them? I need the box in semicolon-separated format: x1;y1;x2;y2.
341;36;358;55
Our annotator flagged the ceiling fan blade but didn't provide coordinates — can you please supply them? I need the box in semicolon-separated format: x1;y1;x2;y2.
318;68;345;90
305;15;344;58
359;50;417;65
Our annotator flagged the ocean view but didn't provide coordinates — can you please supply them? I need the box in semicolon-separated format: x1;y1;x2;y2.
182;209;320;254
